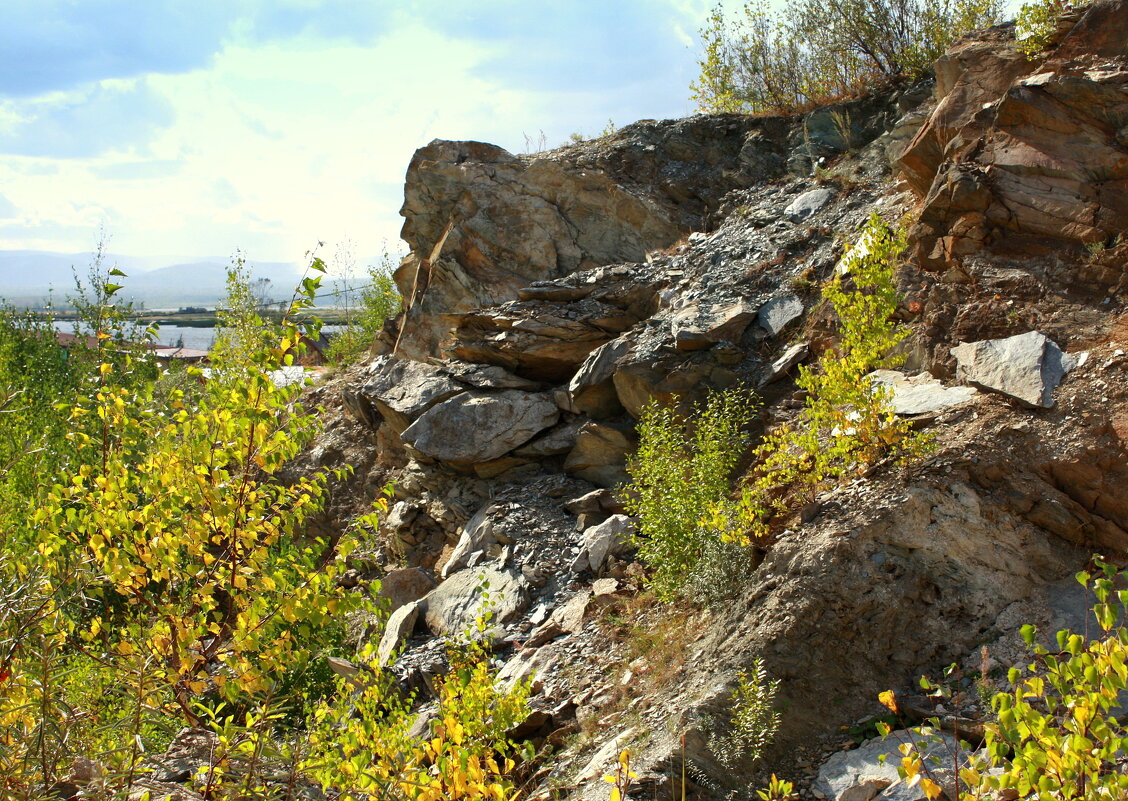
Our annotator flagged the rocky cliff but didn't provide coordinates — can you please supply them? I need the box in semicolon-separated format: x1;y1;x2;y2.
299;4;1128;798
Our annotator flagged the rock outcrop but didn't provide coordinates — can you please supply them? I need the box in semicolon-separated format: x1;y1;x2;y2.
395;90;915;358
900;0;1128;288
289;8;1128;799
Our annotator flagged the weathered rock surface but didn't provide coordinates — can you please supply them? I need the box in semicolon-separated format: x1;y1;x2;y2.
951;331;1075;407
359;355;463;432
870;369;978;414
377;567;436;611
571;514;635;573
419;566;529;637
378;601;419;666
900;0;1128;277
762;342;810;385
401;390;559;463
442;503;502;578
757;294;804;337
672;298;759;350
563;422;634;488
783;187;835;223
814;730;962;801
396;90;913;359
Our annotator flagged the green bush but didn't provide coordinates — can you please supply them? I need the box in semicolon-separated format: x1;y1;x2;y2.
745;215;932;538
690;0;1004;114
325;256;401;367
963;559;1128;800
1015;0;1087;56
888;558;1128;800
708;659;781;769
623;387;758;601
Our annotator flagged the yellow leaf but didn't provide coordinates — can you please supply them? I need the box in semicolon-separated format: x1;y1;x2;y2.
610;789;621;801
920;777;943;800
878;689;898;713
116;641;135;655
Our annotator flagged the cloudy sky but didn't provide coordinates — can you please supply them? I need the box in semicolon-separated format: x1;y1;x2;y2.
0;0;710;274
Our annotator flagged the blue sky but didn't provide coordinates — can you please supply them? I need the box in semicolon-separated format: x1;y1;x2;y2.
0;0;708;274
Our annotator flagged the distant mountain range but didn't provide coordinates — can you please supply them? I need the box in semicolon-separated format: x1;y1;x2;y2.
0;251;307;308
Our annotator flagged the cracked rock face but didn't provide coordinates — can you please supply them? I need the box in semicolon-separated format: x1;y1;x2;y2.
900;0;1128;274
394;139;685;358
400;389;560;463
394;94;908;359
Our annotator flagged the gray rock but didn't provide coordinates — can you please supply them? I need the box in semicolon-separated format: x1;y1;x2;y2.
441;362;541;390
442;504;502;579
761;342;810;385
569;337;632;394
869;370;978;415
420;566;529;637
401;390;560;463
360;355;465;433
564;488;617;516
377;601;419;666
568;337;632;417
814;730;961;801
513;418;587;457
757;294;804;337
573;514;635;573
951;331;1076;408
784;188;835;222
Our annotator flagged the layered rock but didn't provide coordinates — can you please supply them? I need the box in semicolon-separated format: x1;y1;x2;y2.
900;0;1128;280
293;20;1128;799
396;91;913;358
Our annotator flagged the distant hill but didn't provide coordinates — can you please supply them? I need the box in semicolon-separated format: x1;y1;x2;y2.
0;251;303;308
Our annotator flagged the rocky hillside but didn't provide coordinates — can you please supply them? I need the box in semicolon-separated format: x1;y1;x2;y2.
296;4;1128;799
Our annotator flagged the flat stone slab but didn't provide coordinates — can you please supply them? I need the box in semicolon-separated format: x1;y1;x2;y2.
757;294;804;337
951;331;1076;408
671;298;758;350
869;370;978;415
784;188;835;222
761;342;810;385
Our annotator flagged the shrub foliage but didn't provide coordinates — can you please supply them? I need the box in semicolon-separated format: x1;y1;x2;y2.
0;261;525;799
622;387;758;600
691;0;1004;114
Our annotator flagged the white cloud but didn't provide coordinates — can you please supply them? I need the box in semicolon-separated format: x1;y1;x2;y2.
0;2;709;272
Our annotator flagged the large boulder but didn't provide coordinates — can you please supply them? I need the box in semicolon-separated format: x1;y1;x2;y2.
419;566;529;637
394;98;908;359
358;355;464;433
951;331;1076;408
395;138;684;358
401;390;560;464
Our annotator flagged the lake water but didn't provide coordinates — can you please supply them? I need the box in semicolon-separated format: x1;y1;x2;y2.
52;322;343;352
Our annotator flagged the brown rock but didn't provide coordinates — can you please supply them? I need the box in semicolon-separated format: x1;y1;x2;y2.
377;567;437;612
899;2;1128;270
563;423;635;487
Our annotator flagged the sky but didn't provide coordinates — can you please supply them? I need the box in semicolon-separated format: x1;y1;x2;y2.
0;0;711;276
